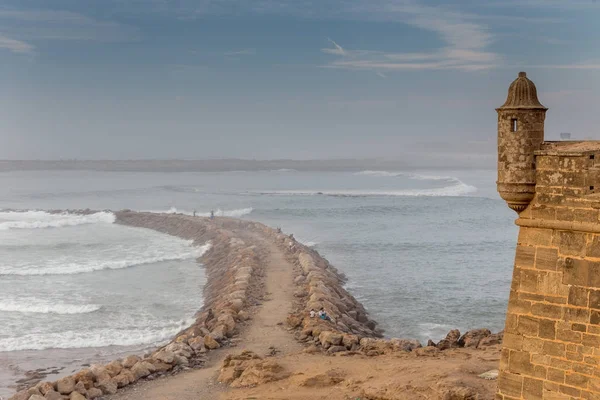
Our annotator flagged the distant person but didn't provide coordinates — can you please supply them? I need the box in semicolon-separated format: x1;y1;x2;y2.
318;308;331;321
210;210;215;220
193;210;196;217
309;309;316;318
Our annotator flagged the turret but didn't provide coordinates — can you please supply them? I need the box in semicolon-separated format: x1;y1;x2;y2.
497;72;548;213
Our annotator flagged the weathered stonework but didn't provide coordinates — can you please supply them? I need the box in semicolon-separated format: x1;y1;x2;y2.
497;73;600;399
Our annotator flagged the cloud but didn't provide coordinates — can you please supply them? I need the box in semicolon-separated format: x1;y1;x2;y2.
224;48;256;56
0;9;140;43
0;34;34;54
320;1;499;73
376;71;387;79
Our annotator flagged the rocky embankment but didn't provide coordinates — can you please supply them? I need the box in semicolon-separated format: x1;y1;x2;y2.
10;211;502;400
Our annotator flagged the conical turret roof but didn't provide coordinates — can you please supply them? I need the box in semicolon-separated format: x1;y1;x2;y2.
498;72;547;110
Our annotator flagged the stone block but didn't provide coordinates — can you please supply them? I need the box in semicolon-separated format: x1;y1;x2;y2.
498;372;524;398
583;334;600;347
523;337;544;353
563;259;590;287
520;269;540;293
556;329;582;343
539;319;556;339
559;384;581;397
517;316;539;337
523;377;543;399
518;228;553;247
535;247;559;271
592;311;600;325
516;245;536;268
566;352;584;362
564;307;590;324
508;296;532;315
539;271;568;297
586;235;600;258
532;303;563;320
543;341;566;358
503;332;524;351
509;350;534;375
547;368;565;384
572;323;587;332
588;261;600;288
553;231;587;257
568;286;589;307
574;208;598;223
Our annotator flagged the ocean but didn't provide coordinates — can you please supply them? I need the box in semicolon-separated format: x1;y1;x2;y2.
0;168;517;396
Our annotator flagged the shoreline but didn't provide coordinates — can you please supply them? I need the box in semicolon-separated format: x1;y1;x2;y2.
8;211;502;400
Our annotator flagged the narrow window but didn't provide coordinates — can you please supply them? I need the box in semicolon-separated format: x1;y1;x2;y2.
591;155;595;160
591;186;595;191
511;118;518;132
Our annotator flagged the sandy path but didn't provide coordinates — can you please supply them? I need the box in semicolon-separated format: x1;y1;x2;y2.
108;228;301;400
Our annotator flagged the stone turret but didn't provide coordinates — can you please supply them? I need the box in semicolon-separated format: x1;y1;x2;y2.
497;72;548;213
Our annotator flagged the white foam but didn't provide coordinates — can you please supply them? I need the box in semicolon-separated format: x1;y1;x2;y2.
0;299;101;315
148;207;253;217
257;185;476;197
0;242;211;276
0;318;195;351
0;211;115;231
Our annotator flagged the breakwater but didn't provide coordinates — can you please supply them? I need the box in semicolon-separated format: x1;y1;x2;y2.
9;211;501;400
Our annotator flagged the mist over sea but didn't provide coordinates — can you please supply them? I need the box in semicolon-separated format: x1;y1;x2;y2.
0;166;516;395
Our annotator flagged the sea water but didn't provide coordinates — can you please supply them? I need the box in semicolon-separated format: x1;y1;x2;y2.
0;168;517;395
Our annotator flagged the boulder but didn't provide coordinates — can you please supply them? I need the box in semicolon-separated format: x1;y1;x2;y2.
44;390;63;400
237;310;250;321
70;392;87;400
28;396;45;400
72;369;94;390
90;365;111;383
204;335;221;349
442;386;478;400
122;355;141;369
105;360;123;377
86;388;103;399
56;375;76;394
165;342;193;358
319;331;343;347
327;345;347;354
390;338;422;352
210;325;227;341
299;369;345;387
112;372;132;388
230;360;289;388
188;336;206;353
27;388;42;397
458;329;491;348
36;382;55;396
7;390;29;400
230;299;244;312
152;362;173;373
341;334;359;349
437;330;461;350
478;333;503;348
72;381;87;396
174;354;189;366
152;350;175;364
96;379;118;395
131;361;154;380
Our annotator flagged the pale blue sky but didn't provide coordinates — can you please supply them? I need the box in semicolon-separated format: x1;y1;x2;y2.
1;0;599;161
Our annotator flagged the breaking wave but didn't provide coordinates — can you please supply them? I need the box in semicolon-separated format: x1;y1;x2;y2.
0;243;211;276
0;318;196;351
0;299;101;315
257;185;476;197
0;211;115;231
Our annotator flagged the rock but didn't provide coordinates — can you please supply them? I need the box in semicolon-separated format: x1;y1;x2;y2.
342;334;359;349
319;331;343;347
86;388;103;399
72;381;87;396
230;360;289;388
105;360;123;377
286;314;303;329
478;333;502;348
458;329;491;348
437;329;461;350
478;369;499;380
7;389;29;400
237;310;249;321
152;362;173;373
152;350;175;364
204;335;221;349
165;342;193;358
300;369;345;387
442;386;478;400
427;339;437;347
210;325;227;341
122;355;141;369
70;392;86;400
174;354;189;366
218;367;242;384
90;365;111;383
230;299;244;312
303;345;320;354
28;396;45;400
131;361;154;380
72;369;94;390
56;375;76;394
327;345;347;354
36;382;55;396
188;336;206;353
390;338;422;352
414;347;441;357
44;390;63;400
27;388;42;397
96;379;118;395
217;314;237;335
112;372;132;388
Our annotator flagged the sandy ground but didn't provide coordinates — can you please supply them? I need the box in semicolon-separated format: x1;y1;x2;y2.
108;229;303;400
107;226;500;400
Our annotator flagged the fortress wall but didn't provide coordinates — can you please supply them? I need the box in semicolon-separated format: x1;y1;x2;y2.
498;149;600;400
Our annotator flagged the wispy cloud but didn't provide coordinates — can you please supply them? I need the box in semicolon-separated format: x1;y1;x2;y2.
321;1;499;72
376;71;387;79
0;34;34;54
0;9;140;43
224;48;256;56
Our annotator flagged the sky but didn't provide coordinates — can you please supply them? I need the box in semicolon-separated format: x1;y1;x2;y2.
1;0;600;161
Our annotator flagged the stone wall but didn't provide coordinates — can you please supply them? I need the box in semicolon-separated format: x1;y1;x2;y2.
497;144;600;399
